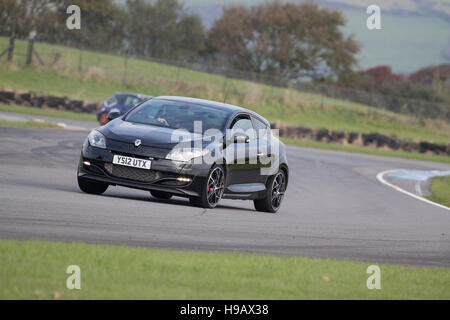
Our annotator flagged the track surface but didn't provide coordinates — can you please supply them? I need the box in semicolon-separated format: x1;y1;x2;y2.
1;125;449;267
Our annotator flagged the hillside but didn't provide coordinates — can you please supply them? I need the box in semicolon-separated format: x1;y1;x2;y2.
1;37;450;144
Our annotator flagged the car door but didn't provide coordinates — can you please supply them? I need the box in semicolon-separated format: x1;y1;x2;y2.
251;116;272;184
224;114;262;189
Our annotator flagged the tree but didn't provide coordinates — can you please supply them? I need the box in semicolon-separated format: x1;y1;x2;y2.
123;0;205;61
207;1;360;81
45;0;123;51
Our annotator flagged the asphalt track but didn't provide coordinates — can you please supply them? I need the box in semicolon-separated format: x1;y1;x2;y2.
0;123;449;267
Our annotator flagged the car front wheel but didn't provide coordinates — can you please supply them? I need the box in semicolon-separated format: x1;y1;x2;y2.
78;176;108;195
190;165;225;209
254;169;286;213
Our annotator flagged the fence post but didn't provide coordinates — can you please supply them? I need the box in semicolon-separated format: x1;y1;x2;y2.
123;53;128;86
26;39;34;65
7;34;15;62
175;63;181;85
78;49;83;72
222;76;229;103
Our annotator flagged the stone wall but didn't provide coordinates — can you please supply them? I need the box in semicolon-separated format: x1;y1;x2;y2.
271;123;450;156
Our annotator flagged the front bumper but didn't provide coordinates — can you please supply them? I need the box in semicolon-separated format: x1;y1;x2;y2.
77;140;210;198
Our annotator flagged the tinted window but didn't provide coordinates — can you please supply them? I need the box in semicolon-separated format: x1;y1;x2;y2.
253;117;269;138
123;96;140;107
115;94;132;105
105;96;117;107
230;116;255;140
124;99;229;133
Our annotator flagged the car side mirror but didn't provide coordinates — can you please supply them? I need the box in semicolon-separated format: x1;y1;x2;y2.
106;110;121;122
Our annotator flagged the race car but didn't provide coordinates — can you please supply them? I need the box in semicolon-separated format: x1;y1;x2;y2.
79;96;289;212
97;93;152;125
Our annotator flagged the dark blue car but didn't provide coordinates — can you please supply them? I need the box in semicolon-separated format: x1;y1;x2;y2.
97;93;152;125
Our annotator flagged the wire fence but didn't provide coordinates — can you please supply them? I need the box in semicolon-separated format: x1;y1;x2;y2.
1;38;450;121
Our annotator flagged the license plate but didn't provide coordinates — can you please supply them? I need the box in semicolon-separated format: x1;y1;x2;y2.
112;155;151;170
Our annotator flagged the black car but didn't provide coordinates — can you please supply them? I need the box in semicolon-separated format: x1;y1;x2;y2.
77;96;289;212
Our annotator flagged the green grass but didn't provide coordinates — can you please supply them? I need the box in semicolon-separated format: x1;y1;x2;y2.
281;138;450;164
1;37;450;145
0;104;96;122
0;119;61;129
427;176;450;207
0;239;449;299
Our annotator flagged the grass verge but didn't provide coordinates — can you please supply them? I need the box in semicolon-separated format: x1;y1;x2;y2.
0;119;61;129
281;138;450;164
427;176;450;207
0;104;96;122
0;239;449;299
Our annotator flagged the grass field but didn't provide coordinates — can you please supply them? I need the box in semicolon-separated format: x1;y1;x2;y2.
0;119;62;129
1;37;450;145
0;104;96;122
0;239;449;299
427;175;450;207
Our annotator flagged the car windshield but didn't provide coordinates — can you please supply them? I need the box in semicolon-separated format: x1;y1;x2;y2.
124;99;229;133
116;94;141;107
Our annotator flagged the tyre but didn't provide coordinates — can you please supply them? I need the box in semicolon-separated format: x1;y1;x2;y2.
150;190;173;200
78;176;108;195
254;169;286;213
189;165;225;209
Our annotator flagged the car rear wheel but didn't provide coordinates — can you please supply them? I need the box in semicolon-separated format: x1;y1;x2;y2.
190;165;225;209
78;176;108;195
254;169;286;213
150;190;173;200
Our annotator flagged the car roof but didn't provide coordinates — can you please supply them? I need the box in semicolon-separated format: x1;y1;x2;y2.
154;96;269;124
115;92;152;98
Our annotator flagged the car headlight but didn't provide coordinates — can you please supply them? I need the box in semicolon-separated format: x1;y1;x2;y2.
166;148;208;162
88;130;106;149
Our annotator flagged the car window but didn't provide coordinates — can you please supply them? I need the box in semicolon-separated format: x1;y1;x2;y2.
124;99;229;133
123;96;140;107
230;116;255;140
104;96;117;107
253;117;269;138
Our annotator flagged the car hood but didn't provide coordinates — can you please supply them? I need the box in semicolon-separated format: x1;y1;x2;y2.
99;118;208;149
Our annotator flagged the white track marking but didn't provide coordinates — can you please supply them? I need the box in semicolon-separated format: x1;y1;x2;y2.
415;182;423;196
376;169;450;211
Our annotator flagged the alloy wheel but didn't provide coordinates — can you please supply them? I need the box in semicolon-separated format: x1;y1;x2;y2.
271;171;286;210
206;167;225;207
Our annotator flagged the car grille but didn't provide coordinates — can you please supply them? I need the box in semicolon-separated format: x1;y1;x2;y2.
104;163;159;183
